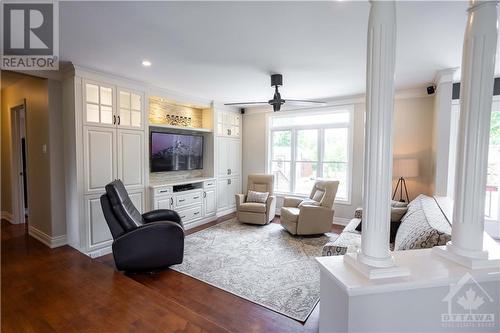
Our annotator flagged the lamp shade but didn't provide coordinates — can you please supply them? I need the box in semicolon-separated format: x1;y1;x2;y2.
393;158;419;178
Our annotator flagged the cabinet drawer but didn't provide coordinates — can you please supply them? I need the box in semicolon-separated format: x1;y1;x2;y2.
177;206;202;222
204;180;216;188
175;190;202;208
155;187;172;196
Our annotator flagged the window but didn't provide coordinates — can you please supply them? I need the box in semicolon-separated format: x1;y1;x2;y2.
268;107;353;202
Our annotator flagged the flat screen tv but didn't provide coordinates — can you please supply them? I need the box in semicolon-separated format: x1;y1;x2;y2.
150;131;203;172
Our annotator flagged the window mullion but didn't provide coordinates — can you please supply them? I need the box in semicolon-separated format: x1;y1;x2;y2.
318;128;324;179
291;129;296;193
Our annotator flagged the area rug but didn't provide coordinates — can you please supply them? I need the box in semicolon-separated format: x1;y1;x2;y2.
171;219;338;322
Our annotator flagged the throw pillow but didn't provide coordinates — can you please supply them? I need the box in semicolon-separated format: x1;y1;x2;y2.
392;200;408;208
391;206;408;222
246;190;269;203
312;189;325;202
298;199;320;207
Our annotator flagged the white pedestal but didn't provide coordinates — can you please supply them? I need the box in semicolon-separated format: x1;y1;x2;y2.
344;251;410;279
433;235;500;269
317;249;500;333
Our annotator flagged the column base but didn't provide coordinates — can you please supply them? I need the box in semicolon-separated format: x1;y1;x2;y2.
344;251;410;280
433;241;500;269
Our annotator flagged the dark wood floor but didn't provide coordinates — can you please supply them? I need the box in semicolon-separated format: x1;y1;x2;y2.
1;216;344;333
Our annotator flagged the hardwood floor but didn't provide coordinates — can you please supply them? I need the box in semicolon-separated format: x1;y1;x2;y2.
1;217;344;333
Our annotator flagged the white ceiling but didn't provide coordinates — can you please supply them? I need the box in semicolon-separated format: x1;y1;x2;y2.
60;1;496;103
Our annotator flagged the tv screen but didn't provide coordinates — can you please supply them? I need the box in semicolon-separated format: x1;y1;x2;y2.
150;132;203;172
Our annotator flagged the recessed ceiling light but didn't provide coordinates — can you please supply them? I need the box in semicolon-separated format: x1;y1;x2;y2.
142;60;152;67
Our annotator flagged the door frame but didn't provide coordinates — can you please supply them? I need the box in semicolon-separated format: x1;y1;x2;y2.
10;100;28;224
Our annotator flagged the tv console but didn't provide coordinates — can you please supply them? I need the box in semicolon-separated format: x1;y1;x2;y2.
150;178;217;229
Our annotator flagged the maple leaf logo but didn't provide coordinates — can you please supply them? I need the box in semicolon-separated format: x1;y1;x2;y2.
457;288;485;313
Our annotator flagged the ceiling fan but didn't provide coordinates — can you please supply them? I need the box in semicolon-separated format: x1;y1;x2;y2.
224;74;326;112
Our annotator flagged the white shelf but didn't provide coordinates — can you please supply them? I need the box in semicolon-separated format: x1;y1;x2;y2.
148;123;212;133
149;177;215;188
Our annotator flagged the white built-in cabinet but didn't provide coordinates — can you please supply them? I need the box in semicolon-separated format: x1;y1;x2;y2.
65;69;242;257
216;111;242;212
73;77;146;256
217;111;240;137
150;179;216;228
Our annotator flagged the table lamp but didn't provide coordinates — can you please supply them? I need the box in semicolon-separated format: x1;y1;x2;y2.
392;158;419;202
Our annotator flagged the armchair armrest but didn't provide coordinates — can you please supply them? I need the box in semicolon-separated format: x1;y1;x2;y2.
113;221;184;272
142;209;182;227
283;196;303;208
297;205;334;235
235;193;246;210
266;195;277;221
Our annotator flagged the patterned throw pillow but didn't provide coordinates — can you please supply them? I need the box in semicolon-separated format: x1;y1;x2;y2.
299;199;320;207
394;195;451;251
246;190;269;203
312;189;325;202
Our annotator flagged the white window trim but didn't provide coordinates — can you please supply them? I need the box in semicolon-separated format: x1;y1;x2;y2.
266;106;354;205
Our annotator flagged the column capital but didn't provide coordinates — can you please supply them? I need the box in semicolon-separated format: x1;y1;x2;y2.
468;0;498;12
434;68;458;86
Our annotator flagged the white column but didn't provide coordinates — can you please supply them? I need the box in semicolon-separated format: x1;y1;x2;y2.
433;68;457;197
344;0;409;279
434;0;500;269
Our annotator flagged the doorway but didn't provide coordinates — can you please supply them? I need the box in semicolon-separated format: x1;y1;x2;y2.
10;101;29;225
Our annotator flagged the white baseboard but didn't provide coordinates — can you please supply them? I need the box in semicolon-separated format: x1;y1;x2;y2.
333;217;351;226
1;211;15;224
216;207;236;218
28;225;67;248
87;246;112;259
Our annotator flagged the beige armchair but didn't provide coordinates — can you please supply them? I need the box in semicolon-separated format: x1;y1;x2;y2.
280;180;339;235
236;174;276;225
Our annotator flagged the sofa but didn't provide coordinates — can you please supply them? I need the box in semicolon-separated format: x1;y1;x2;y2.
322;194;452;256
281;180;339;235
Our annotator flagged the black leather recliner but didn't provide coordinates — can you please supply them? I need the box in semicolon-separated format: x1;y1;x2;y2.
100;179;184;272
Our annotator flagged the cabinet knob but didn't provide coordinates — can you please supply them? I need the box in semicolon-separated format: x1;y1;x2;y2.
227;179;231;185
113;115;116;124
203;192;207;198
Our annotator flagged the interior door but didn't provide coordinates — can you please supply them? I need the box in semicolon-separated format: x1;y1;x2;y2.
204;189;216;216
86;194;112;248
156;196;172;210
128;190;144;213
117;129;144;189
229;138;241;176
217;178;228;210
84;127;116;193
229;177;240;208
217;138;229;177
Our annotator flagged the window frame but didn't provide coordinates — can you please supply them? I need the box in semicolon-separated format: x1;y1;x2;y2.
266;105;354;204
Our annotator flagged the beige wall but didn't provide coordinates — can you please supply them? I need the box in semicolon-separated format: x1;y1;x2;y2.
241;92;435;220
393;96;435;199
1;74;65;237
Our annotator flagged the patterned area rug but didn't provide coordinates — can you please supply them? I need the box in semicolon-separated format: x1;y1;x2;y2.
171;219;337;322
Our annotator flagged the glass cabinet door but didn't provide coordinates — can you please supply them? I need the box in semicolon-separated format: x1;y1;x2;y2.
84;82;114;126
118;89;143;129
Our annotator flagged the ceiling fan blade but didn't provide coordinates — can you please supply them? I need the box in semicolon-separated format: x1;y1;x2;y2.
224;102;269;106
284;99;326;106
